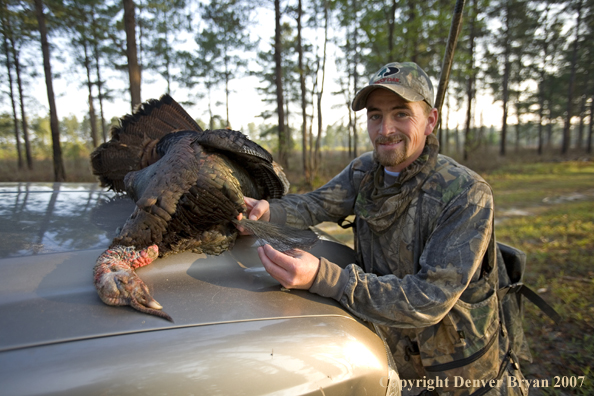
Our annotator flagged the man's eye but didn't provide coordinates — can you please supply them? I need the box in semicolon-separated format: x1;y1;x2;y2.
396;112;409;118
369;114;381;120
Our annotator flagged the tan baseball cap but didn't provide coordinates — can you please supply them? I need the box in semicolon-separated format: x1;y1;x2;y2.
351;62;434;111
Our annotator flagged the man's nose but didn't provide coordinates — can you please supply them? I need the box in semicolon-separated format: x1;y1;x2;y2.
379;118;395;136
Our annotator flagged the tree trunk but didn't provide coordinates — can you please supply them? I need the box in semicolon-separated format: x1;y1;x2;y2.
160;7;172;94
207;82;214;130
14;50;32;169
1;19;23;169
343;33;352;158
546;76;554;149
407;0;419;63
123;0;141;109
478;112;485;150
562;0;582;154
352;0;358;158
537;80;544;155
274;0;287;167
224;46;231;128
94;54;107;143
515;105;521;152
284;76;291;154
463;0;476;161
547;122;553;148
314;0;328;175
577;94;586;149
445;98;450;153
500;2;511;156
586;96;594;154
297;0;309;182
347;100;353;157
90;5;107;142
537;6;549;156
463;75;473;161
83;40;98;148
311;41;320;173
34;0;65;181
137;0;144;73
386;0;397;59
455;122;460;154
3;5;32;170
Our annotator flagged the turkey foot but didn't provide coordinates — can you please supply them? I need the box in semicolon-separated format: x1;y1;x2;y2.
93;245;173;322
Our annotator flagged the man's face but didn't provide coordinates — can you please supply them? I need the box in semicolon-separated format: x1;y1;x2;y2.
366;89;437;173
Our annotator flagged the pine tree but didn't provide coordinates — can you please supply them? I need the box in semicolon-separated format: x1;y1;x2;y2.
562;0;583;154
486;0;536;155
1;0;23;168
143;0;188;94
33;0;65;181
123;0;141;109
1;0;35;169
199;0;254;129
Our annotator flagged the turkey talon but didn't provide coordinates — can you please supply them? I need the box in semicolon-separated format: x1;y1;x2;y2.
130;298;173;322
147;300;163;310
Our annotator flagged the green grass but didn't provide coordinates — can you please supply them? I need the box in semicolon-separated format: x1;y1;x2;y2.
485;162;594;209
0;158;96;183
492;169;594;395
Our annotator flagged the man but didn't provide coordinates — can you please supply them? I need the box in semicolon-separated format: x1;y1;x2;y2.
240;62;527;396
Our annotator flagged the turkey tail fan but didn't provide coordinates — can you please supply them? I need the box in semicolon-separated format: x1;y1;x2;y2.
90;94;203;192
119;94;203;140
90;141;143;192
233;218;319;252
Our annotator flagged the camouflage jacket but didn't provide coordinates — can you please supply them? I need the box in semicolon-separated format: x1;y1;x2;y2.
269;136;527;396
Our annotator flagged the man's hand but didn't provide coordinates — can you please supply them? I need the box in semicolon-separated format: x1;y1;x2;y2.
237;197;271;235
257;244;320;290
244;197;271;222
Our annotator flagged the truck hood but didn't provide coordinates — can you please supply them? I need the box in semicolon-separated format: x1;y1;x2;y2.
0;183;359;352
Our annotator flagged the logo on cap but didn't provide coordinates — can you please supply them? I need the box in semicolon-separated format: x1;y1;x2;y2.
378;66;400;78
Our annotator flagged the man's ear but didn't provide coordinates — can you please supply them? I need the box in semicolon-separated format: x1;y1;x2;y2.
425;108;439;136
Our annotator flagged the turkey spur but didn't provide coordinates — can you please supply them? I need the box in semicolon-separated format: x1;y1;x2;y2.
91;94;318;322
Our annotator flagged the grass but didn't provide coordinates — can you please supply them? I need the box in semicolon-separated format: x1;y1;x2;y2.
0;158;96;183
494;195;594;394
487;161;594;209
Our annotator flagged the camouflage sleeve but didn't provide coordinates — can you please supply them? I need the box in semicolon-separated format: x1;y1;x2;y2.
268;153;374;229
309;181;494;328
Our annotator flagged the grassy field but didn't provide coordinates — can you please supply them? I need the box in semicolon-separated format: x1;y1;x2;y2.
490;162;594;395
0;158;96;183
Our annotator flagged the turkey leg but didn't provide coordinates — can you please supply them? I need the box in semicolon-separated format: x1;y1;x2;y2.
93;245;173;322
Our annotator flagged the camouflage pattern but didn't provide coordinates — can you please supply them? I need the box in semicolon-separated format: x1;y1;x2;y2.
351;62;435;111
269;134;528;395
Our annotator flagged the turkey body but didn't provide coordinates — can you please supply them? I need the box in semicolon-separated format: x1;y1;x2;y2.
91;95;290;258
114;130;271;257
89;95;305;321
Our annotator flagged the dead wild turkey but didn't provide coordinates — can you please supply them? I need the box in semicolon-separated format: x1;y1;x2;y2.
91;94;317;321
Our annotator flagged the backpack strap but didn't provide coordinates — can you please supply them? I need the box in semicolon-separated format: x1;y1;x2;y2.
337;217;355;229
497;283;562;324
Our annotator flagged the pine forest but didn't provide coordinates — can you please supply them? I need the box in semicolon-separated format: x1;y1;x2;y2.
0;0;592;185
